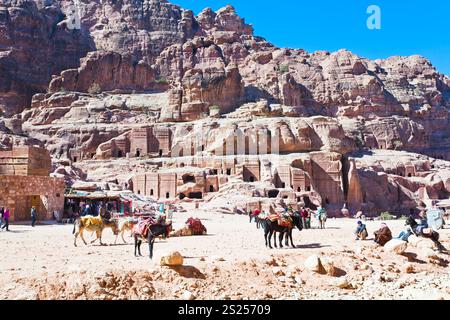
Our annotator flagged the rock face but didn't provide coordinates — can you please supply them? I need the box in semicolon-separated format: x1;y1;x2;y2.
1;0;450;216
0;0;93;115
49;52;167;93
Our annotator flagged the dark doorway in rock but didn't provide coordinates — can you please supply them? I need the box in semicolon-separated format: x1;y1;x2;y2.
268;190;279;198
209;185;214;192
73;157;77;163
137;190;141;195
306;186;311;192
281;182;286;188
183;175;195;184
135;149;141;157
212;169;218;175
117;150;123;158
166;192;170;199
189;192;203;199
304;196;317;210
159;149;163;157
226;169;231;176
408;173;412;177
249;177;255;183
150;189;154;196
297;187;301;192
179;193;186;200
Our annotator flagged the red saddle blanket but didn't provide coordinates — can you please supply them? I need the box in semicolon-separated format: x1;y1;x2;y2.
265;214;293;228
186;217;207;235
133;218;155;237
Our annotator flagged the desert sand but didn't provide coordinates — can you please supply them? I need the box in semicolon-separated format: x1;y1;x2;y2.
0;204;448;300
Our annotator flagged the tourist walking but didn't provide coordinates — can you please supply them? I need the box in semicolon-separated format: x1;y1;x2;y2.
1;208;10;231
300;207;308;229
31;206;37;227
0;206;4;226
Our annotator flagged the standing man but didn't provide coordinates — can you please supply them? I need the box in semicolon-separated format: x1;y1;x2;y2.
1;207;10;231
31;206;37;227
0;206;4;226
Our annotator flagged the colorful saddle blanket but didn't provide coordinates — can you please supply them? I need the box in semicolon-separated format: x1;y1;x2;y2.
133;217;155;237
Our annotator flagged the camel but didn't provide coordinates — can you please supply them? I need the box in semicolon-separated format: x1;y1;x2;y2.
73;216;119;247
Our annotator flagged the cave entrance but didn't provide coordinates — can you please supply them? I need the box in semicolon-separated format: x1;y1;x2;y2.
268;190;279;198
209;185;214;193
179;193;186;200
182;175;196;184
188;192;203;199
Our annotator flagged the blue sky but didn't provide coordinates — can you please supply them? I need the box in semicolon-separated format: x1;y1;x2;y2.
172;0;450;75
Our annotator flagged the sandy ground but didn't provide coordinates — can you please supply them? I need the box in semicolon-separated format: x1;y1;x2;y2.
0;204;449;300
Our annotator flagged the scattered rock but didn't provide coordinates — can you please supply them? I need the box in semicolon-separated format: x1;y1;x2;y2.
384;239;408;254
402;263;415;274
183;290;195;301
272;267;285;276
321;257;336;276
304;255;323;273
332;277;351;289
160;251;184;267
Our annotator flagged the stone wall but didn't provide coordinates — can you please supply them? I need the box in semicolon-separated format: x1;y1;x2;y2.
0;175;65;221
0;146;51;176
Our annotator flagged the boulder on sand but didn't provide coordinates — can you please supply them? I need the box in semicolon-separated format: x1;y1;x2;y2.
304;255;324;273
384;239;408;254
320;257;336;276
160;251;184;266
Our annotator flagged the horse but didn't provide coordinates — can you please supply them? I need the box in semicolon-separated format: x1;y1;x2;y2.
133;220;173;259
405;216;446;252
73;216;119;247
262;212;303;249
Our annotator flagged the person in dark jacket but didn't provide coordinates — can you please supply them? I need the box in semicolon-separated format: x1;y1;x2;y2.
31;206;37;227
355;221;368;240
0;207;4;226
374;223;393;246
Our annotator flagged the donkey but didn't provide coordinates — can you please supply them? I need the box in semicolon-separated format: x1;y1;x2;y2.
114;218;138;244
262;213;303;249
133;221;173;259
316;208;328;229
73;216;119;247
405;216;446;252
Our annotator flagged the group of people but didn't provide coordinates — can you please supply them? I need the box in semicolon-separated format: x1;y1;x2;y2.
354;210;431;245
0;206;38;231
